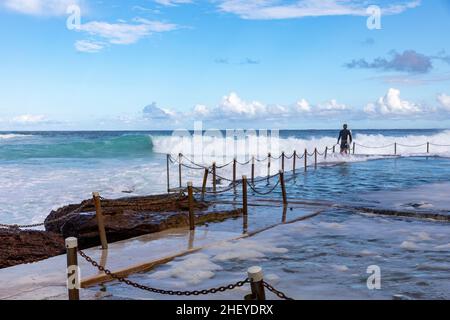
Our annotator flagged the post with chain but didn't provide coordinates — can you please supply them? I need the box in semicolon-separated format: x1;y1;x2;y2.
247;266;266;300
279;170;287;206
251;156;255;185
281;151;285;171
304;149;307;172
178;153;182;189
92;192;108;250
212;162;217;193
233;158;237;187
166;154;170;193
293;150;296;174
267;153;271;183
65;237;80;301
201;168;208;200
187;182;195;230
324;146;328;159
242;175;248;233
394;143;397;155
427;142;430;153
314;148;318;169
353;142;356;155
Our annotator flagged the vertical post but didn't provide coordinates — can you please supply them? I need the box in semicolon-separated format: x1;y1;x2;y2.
279;170;287;205
314;148;318;169
293;150;297;174
352;142;356;155
324;147;328;159
242;175;248;233
267;153;271;183
333;145;336;153
251;156;255;185
281;152;285;171
233;158;237;186
166;154;170;193
304;149;307;172
187;182;195;230
394;143;397;155
247;266;266;300
92;192;108;250
65;237;80;301
427;142;430;153
201;168;208;200
212;162;217;193
178;153;182;189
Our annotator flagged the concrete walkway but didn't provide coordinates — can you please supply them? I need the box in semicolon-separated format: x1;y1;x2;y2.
0;227;241;300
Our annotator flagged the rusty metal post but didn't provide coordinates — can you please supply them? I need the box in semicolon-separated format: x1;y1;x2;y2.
281;151;285;171
304;149;307;172
166;154;170;193
394;143;397;155
427;142;430;153
242;175;248;233
324;147;328;159
187;182;195;230
248;266;266;300
251;156;255;185
267;153;271;183
333;145;336;153
233;158;237;186
178;153;182;189
353;142;356;155
201;168;208;200
212;162;217;193
293;150;297;174
65;237;80;300
92;192;108;250
314;148;318;169
279;170;287;205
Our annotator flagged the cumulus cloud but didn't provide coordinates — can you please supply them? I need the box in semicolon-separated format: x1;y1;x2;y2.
217;0;420;20
295;99;311;113
219;92;267;118
2;0;80;16
346;50;433;74
437;93;450;112
11;114;47;124
143;102;176;120
193;104;211;117
364;88;422;116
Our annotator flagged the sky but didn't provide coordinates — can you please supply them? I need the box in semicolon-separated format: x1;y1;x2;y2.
0;0;450;130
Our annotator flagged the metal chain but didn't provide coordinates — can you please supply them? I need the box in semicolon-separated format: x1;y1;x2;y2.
78;250;249;296
355;143;395;149
247;179;280;195
262;281;294;300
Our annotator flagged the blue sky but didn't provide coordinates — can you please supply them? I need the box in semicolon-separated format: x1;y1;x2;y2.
0;0;450;130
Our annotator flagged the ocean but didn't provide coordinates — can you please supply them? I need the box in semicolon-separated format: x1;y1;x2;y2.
0;129;450;226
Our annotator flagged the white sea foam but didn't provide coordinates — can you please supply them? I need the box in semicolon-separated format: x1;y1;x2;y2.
0;134;34;140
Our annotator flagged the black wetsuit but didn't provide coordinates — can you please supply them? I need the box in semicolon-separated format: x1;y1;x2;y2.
338;129;352;151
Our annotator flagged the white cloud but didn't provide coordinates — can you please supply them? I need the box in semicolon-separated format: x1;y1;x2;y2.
217;0;420;20
219;92;266;118
74;40;103;53
295;99;311;113
154;0;193;6
193;104;211;117
364;88;422;116
78;19;177;45
2;0;80;16
437;93;450;112
143;102;176;120
11;114;46;124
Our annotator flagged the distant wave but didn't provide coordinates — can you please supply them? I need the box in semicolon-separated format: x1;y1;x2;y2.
0;134;34;140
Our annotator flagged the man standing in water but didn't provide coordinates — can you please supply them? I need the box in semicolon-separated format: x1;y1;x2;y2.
337;124;353;154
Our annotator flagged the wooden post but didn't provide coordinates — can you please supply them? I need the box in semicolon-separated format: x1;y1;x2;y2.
281;152;285;171
212;162;217;193
65;237;80;300
166;154;170;193
314;148;317;169
92;192;108;250
394;143;397;155
353;142;356;155
293;150;297;174
427;142;430;153
248;266;266;300
178;153;182;189
242;175;248;233
279;170;287;205
187;182;195;230
267;153;271;183
324;147;328;159
304;149;307;172
251;156;255;185
233;158;237;186
201;168;208;200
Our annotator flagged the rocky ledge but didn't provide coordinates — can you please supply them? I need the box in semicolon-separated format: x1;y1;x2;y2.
1;193;242;269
